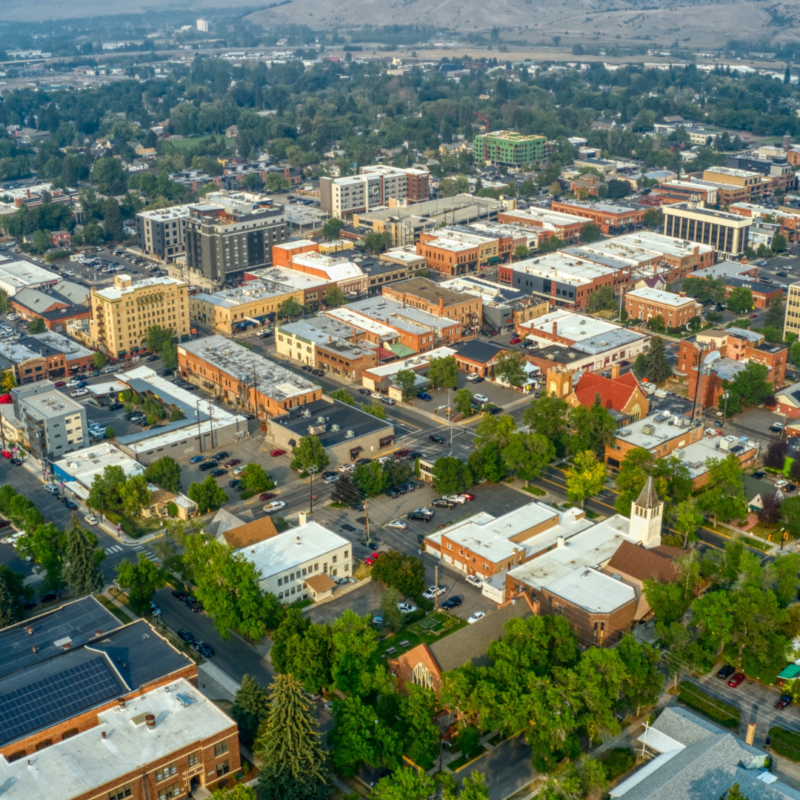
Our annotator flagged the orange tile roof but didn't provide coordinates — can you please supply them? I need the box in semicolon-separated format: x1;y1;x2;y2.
387;643;442;695
572;371;641;413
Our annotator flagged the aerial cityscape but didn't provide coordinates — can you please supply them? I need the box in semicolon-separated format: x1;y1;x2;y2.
5;8;800;800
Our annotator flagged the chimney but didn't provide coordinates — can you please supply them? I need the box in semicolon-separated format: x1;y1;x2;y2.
557;536;566;548
102;731;107;740
63;642;71;650
31;645;37;653
611;364;621;380
439;297;444;315
552;321;557;336
118;698;126;709
145;714;156;730
679;291;687;298
746;722;756;745
298;511;308;526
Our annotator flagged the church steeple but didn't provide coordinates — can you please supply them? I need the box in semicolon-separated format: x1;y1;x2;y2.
629;477;663;548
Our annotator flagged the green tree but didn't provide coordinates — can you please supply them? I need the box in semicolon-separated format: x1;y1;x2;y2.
427;356;458;389
439;174;470;197
696;455;747;525
92;350;108;368
271;613;333;695
370;550;426;596
767;553;800;608
494;349;527;387
523;393;569;444
726;785;750;800
726;287;754;315
265;173;290;192
187;475;229;512
326;286;346;308
451;388;473;417
721;361;772;415
644;208;664;229
432;456;473;494
278;297;304;320
475;412;517;450
63;522;104;597
513;244;531;260
161;342;178;370
617;635;663;714
362;401;387;420
30;229;51;255
371;768;434;800
353;461;389;497
18;522;67;595
582;221;602;243
330;610;382;696
380;586;404;631
146;324;174;352
241;463;276;493
212;787;257;800
0;289;9;315
502;432;555;485
232;674;270;747
329;388;355;406
643;336;672;383
566;450;606;507
118;473;152;518
0;565;32;626
469;441;506;483
116;553;165;613
568;396;617;457
765;296;786;330
394;369;417;401
291;435;329;473
322;218;346;241
144;456;182;493
772;233;788;253
255;674;331;800
673;499;704;547
27;316;46;334
401;684;441;770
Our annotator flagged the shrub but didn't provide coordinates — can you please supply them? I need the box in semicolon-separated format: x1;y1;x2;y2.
768;727;800;762
600;747;636;781
678;681;740;728
414;595;434;612
405;609;427;624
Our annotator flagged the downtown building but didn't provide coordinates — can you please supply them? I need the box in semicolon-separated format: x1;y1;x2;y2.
662;204;751;256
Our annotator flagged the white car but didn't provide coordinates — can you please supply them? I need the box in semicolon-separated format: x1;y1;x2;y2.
473;394;489;404
70;389;89;398
6;314;17;321
422;585;446;600
264;501;287;514
376;456;392;464
85;515;98;525
466;373;480;382
371;392;382;400
44;484;59;494
387;520;408;530
466;574;483;587
776;480;789;489
397;602;417;614
445;495;467;505
339;463;356;473
468;611;486;624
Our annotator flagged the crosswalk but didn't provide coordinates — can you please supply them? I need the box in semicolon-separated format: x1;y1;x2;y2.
103;543;160;563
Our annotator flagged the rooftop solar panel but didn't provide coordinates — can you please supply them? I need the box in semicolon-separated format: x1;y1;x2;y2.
0;657;120;743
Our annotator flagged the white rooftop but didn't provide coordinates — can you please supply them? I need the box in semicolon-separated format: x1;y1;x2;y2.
325;307;398;339
382;246;427;264
194;280;292;309
0;261;59;295
94;275;186;301
290;253;364;283
247;267;332;292
19;389;84;421
53;443;145;488
627;288;698;307
239;520;349;578
275;239;317;251
137;205;192;221
500;207;588;228
510;253;618;284
0;678;234;800
546;566;635;613
364;346;456;378
521;309;627;343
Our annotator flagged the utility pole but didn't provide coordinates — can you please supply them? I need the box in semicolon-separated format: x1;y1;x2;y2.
196;400;203;452
309;468;314;514
434;565;439;610
365;499;370;544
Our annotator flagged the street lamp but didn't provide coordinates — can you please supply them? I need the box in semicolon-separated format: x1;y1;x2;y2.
722;390;730;429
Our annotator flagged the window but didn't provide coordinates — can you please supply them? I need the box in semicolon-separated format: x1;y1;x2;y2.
188;752;200;767
216;761;230;778
109;786;132;800
157;784;181;800
278;577;282;587
156;763;177;782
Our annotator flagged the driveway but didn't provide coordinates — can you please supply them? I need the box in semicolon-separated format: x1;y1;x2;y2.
306;581;385;625
457;734;537;800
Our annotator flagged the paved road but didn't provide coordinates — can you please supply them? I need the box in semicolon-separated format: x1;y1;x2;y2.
458;735;537;800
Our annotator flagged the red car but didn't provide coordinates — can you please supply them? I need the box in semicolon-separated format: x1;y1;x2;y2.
270;449;286;457
260;492;276;501
728;672;745;688
749;313;758;319
1;450;12;459
54;381;66;388
460;493;475;501
224;459;241;468
364;551;381;566
393;449;411;459
510;336;521;344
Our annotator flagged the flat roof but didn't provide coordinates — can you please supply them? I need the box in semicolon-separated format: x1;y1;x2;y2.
558;199;639;215
179;335;318;402
663;203;752;223
0;261;59;293
246;266;331;292
388;278;473;307
692;261;755;280
522;309;630;343
724;277;783;293
193;280;293;309
239;520;349;578
137;205;192;221
278;316;356;345
364;346;456;378
511;253;618;283
28;330;92;361
270;397;392;447
627;288;698;307
0;678;233;800
94;275;186;302
500;207;587;228
382;246;427;264
19;388;84;420
345;296;458;333
53;443;145;488
325;307;398;339
705;165;762;178
546;566;635;613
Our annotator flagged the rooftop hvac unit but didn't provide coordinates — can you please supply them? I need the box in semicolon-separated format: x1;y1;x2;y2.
674;448;684;459
308;424;326;435
331;423;340;432
344;429;355;439
302;409;312;418
642;424;655;435
316;416;328;424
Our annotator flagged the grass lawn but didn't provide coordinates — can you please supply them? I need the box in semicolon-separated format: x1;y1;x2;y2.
329;501;349;509
450;746;487;771
522;486;546;496
96;594;132;625
167;134;235;151
354;562;372;581
290;598;313;610
373;611;466;664
110;514;164;539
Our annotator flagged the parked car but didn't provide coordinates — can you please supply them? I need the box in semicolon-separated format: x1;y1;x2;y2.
445;495;467;505
385;488;400;499
423;585;446;599
270;449;286;457
229;479;244;489
381;396;396;405
417;392;432;401
323;474;339;485
387;520;408;530
770;423;784;433
224;459;241;468
466;373;480;382
776;695;793;710
190;455;206;464
212;452;229;461
65;500;78;510
9;458;21;466
466;575;483;587
393;449;411;459
397;602;416;614
356;457;372;465
199;461;218;471
753;471;766;479
776;480;789;489
264;501;286;514
364;552;381;566
727;672;746;688
357;388;371;396
210;468;227;477
459;493;475;501
473;394;489;404
259;492;276;501
717;665;735;680
429;434;446;444
470;376;484;383
372;615;384;626
468;611;486;624
432;498;456;509
85;515;98;525
70;389;89;398
509;337;521;344
193;641;215;658
108;402;124;411
408;508;434;521
44;484;59;494
441;596;462;610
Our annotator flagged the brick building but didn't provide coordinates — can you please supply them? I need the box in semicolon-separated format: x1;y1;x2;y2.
625;287;702;328
0;332;94;384
496;207;587;243
550;200;645;234
271;239;320;268
679;327;787;409
178;334;322;418
723;276;784;310
10;281;91;333
560;364;650;422
0;597;240;800
382;278;483;328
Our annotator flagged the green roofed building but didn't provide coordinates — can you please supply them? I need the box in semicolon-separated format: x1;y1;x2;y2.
474;130;546;167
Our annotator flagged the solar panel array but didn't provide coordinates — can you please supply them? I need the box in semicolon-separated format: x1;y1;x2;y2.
0;657;120;743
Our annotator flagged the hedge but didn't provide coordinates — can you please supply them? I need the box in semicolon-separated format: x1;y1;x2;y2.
600;748;636;782
678;681;740;728
769;726;800;762
45;250;72;262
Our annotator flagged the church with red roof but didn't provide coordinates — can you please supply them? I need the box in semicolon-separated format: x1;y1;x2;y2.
563;364;650;422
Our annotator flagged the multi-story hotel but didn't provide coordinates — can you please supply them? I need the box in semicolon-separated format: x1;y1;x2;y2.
136;205;191;262
473;130;546;167
89;274;190;358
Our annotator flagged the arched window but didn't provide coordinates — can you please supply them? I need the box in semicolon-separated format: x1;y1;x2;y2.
412;662;432;689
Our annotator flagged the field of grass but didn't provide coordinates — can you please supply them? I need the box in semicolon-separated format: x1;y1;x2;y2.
374;611;465;663
167;134;236;152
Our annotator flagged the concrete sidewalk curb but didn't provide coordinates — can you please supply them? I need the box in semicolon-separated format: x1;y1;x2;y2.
198;661;241;701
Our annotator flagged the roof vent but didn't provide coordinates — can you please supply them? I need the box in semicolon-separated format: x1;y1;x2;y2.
345;430;355;439
145;714;156;730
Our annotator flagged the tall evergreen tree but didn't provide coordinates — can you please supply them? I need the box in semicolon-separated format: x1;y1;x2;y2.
255;674;331;800
643;336;672;383
232;674;270;747
62;523;104;597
